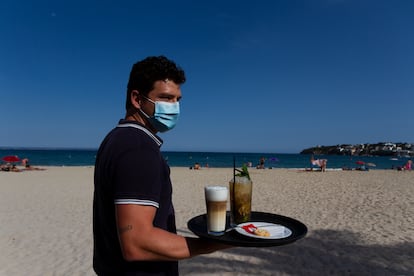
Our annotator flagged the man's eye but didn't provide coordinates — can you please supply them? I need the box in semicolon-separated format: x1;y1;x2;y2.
162;96;176;101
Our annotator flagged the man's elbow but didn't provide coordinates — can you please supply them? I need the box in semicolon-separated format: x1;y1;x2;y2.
121;246;149;261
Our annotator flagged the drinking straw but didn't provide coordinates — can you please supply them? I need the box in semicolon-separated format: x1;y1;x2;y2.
232;156;236;224
233;156;236;185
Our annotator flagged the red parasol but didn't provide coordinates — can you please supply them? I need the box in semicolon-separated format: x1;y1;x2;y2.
355;160;365;165
2;155;20;163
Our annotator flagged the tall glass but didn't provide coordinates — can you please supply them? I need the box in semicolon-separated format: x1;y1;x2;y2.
204;186;228;236
229;176;252;226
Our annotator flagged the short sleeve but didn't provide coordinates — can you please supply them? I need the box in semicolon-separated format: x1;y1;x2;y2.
112;134;163;208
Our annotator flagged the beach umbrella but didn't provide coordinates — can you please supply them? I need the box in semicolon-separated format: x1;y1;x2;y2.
2;155;20;163
268;157;279;168
355;160;365;165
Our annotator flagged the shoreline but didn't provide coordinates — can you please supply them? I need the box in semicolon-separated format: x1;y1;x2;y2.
1;167;413;275
2;149;411;170
0;164;409;171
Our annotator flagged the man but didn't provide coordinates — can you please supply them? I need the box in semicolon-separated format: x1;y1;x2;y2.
93;56;229;275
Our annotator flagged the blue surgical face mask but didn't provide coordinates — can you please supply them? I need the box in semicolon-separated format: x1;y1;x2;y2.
139;96;180;132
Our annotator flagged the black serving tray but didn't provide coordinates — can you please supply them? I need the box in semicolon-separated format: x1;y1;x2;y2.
187;211;307;247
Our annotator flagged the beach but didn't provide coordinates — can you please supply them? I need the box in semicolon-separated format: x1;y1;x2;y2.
0;167;413;275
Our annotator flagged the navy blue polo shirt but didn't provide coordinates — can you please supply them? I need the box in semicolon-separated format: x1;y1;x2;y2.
93;120;178;275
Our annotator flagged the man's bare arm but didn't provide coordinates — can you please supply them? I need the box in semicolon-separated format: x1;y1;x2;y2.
116;204;231;261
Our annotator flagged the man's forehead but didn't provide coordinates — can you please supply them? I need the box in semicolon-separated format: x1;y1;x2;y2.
153;79;179;89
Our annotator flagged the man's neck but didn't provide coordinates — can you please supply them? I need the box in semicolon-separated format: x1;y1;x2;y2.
125;111;157;134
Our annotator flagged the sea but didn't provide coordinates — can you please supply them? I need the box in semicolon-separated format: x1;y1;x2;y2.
0;148;410;170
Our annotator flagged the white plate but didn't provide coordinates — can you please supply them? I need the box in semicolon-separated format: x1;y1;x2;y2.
235;222;292;239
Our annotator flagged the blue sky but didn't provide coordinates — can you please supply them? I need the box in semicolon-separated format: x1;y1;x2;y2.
1;0;413;153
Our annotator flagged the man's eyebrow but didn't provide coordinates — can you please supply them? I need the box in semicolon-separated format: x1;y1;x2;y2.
159;93;174;97
158;93;182;100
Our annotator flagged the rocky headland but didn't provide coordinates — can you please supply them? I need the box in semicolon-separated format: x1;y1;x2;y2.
300;142;413;157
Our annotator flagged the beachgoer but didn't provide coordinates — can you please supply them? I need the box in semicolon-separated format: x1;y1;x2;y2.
257;156;265;169
0;163;22;172
22;158;31;168
20;158;44;171
11;164;22;172
310;155;327;172
93;56;231;275
1;163;11;171
404;160;412;171
356;164;368;171
194;162;201;170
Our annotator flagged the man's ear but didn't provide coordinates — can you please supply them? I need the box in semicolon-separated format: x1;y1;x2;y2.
130;90;141;109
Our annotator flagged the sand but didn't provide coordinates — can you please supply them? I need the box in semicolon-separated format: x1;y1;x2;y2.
0;166;413;275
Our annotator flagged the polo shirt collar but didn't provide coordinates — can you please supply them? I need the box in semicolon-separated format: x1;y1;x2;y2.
116;119;163;147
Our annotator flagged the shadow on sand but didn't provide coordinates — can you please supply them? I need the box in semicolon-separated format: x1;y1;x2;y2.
178;228;414;275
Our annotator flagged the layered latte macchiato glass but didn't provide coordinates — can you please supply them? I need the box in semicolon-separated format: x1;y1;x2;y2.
204;186;228;236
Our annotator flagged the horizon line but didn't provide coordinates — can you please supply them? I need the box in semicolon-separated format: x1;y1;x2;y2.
0;146;300;154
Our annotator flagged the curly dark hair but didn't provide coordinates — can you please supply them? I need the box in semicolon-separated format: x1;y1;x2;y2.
125;56;186;110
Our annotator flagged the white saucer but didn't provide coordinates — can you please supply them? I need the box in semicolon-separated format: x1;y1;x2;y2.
235;222;292;239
